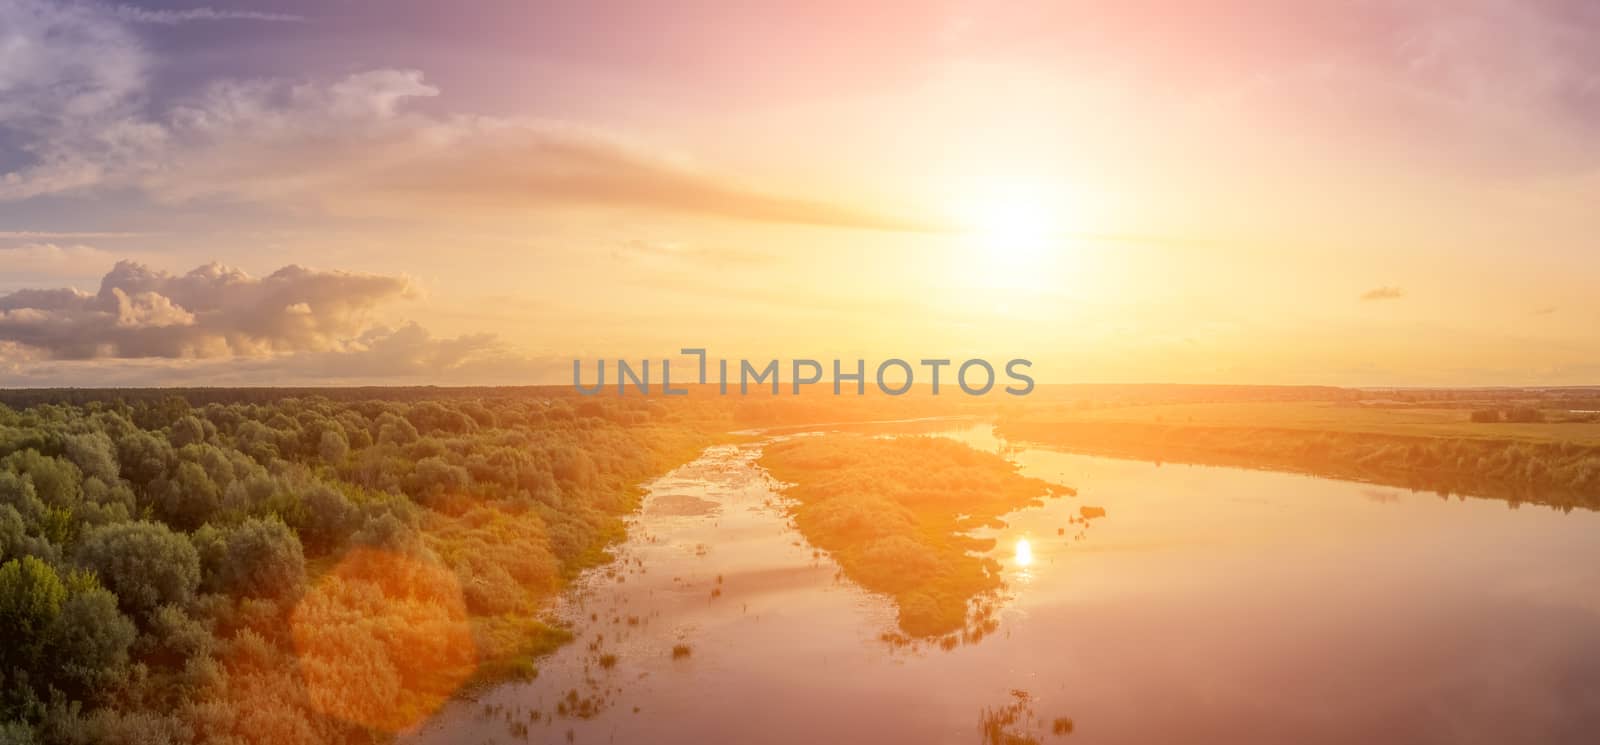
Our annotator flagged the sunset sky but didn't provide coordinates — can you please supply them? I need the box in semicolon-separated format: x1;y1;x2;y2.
2;0;1598;387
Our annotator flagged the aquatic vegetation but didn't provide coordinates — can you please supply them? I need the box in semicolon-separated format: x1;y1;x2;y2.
978;690;1073;744
761;434;1070;637
555;688;605;719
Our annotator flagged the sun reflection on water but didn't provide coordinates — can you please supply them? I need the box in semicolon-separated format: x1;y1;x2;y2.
1014;538;1034;568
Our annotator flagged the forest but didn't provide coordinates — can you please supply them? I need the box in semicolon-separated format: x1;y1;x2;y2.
0;392;717;744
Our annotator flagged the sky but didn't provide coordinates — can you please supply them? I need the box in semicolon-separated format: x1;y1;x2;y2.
1;0;1598;387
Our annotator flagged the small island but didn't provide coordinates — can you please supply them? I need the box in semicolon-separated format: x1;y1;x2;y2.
760;434;1070;637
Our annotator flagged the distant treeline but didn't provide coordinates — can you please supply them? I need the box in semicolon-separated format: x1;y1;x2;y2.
13;385;1600;427
998;421;1600;511
1018;384;1361;405
0;387;576;409
0;388;973;436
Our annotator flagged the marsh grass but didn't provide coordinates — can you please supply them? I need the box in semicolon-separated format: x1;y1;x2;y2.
978;690;1073;744
760;434;1071;637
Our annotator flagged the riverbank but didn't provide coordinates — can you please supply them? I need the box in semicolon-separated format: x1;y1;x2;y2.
999;416;1600;511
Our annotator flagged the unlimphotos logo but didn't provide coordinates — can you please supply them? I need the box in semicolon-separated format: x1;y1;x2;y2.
574;349;1033;396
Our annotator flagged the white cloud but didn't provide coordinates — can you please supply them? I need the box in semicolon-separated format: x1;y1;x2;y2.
0;324;573;387
0;0;153;197
0;257;576;385
0;254;576;383
0;260;417;359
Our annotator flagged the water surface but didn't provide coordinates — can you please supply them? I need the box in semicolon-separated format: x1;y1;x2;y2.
407;423;1600;744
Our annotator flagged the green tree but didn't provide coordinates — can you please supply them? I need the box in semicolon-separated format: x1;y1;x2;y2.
0;451;82;512
317;429;349;465
0;557;66;671
61;432;120;486
75;522;200;618
47;574;136;700
168;415;208;449
198;517;306;600
153;461;221;531
113;431;170;490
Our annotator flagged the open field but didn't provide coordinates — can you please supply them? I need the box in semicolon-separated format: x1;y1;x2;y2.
1000;401;1600;510
1011;401;1600;445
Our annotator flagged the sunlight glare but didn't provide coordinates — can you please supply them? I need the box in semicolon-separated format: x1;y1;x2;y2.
952;183;1073;292
972;200;1052;259
1014;537;1034;568
961;186;1058;263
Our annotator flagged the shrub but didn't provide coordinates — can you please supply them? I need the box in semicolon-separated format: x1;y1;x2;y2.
1504;407;1545;423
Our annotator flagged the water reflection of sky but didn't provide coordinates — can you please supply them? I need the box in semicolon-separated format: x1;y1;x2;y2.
412;424;1600;745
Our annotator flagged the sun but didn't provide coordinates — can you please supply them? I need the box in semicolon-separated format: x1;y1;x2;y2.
972;200;1052;256
959;187;1058;267
943;180;1092;294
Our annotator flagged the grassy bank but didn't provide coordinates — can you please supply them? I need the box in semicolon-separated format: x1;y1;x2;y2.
999;402;1600;510
760;434;1069;637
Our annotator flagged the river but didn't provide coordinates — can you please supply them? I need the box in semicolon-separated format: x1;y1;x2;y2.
405;421;1600;745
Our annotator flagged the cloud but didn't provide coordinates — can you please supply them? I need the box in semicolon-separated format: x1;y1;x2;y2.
0;260;416;359
0;1;145;123
1360;286;1405;301
0;0;156;198
142;70;931;230
234;322;573;383
0;231;149;239
111;5;306;24
0;1;932;232
0;257;570;386
0;325;574;388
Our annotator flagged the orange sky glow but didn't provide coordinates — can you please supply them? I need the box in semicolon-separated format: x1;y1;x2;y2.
1;0;1597;387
